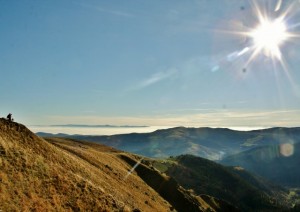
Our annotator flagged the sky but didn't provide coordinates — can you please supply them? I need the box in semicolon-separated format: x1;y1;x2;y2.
1;0;300;128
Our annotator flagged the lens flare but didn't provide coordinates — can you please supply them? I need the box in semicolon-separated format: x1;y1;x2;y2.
124;158;143;180
280;143;294;157
275;0;282;12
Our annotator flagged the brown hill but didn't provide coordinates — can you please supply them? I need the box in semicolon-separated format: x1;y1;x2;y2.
0;118;235;211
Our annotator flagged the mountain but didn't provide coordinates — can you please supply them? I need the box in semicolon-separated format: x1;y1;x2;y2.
38;126;300;160
49;124;148;128
0;118;236;211
221;142;300;187
145;154;294;211
36;132;71;137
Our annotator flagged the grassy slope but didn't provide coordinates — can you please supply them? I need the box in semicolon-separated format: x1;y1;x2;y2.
0;119;173;211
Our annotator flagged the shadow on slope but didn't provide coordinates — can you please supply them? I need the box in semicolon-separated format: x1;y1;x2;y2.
221;143;300;187
119;154;238;212
148;155;293;211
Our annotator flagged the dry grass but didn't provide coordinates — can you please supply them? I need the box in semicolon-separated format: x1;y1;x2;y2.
0;119;172;211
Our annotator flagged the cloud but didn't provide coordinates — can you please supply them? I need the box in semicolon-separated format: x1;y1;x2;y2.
82;110;96;114
41;109;300;128
128;54;218;92
78;3;134;18
94;6;134;18
131;68;178;90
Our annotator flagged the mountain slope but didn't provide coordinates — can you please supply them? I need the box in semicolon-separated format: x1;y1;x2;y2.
0;119;170;211
38;127;300;160
221;143;300;187
146;155;294;211
0;118;234;211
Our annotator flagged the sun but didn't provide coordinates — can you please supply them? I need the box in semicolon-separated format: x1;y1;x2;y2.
249;17;289;59
212;0;300;85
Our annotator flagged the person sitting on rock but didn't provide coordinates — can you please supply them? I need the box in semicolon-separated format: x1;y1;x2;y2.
7;113;12;122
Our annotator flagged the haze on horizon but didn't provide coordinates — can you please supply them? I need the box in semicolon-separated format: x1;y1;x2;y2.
1;0;300;129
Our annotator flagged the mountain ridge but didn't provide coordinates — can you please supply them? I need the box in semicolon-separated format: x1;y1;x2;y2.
38;126;300;160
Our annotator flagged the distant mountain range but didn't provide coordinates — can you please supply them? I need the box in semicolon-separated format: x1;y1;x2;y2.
36;124;148;128
37;126;300;160
221;142;300;187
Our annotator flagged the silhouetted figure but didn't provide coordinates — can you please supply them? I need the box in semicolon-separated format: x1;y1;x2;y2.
7;113;12;122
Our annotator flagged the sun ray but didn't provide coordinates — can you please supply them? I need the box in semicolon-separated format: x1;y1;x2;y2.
287;18;300;31
250;0;265;23
278;54;296;88
244;46;262;67
271;57;284;107
278;1;299;21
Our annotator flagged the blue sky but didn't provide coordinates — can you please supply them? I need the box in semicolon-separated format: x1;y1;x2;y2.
1;0;300;127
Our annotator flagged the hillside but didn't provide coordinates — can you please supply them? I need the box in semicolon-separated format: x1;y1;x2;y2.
0;118;234;211
221;143;300;187
38;126;300;160
146;155;296;211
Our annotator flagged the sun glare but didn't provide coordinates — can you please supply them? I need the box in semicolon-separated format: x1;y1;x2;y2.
212;0;300;83
217;0;300;71
250;17;288;59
